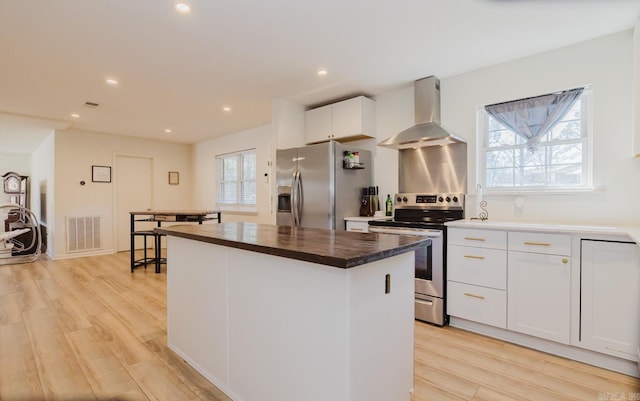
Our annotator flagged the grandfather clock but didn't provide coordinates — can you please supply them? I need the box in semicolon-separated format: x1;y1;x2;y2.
2;172;28;208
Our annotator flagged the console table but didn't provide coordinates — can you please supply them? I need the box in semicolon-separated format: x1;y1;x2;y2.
129;210;221;273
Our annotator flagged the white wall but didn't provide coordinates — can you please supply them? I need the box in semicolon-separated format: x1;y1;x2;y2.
53;129;192;258
30;132;55;256
0;153;31;176
192;124;272;224
370;86;415;201
437;30;639;225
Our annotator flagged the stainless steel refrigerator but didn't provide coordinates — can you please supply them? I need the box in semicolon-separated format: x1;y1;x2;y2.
276;141;372;230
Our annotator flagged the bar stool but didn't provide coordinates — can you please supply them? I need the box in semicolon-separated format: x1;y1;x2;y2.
131;230;159;272
154;232;166;273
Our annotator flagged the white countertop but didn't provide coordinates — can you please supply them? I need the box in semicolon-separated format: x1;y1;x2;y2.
446;219;640;244
344;216;390;221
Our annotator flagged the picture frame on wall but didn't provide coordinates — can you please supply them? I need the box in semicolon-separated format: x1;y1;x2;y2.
168;171;179;185
92;165;112;183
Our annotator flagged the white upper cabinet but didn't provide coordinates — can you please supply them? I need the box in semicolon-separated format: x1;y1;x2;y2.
305;96;375;144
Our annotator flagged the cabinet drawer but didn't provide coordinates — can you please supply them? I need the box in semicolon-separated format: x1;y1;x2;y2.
346;220;370;233
508;231;570;255
448;228;507;250
447;281;506;328
447;245;507;290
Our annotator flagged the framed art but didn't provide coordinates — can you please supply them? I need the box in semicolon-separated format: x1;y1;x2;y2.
92;165;112;183
168;171;179;185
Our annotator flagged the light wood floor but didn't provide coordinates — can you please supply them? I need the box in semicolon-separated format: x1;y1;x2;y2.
0;252;638;401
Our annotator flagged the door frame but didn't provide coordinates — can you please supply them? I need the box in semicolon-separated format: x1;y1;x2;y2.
112;153;156;252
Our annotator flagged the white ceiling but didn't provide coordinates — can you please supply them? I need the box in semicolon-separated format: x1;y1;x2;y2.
1;0;639;154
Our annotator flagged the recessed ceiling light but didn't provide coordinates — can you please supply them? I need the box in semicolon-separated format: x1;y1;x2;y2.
164;129;173;133
317;69;328;76
71;113;80;118
105;78;118;85
175;3;191;13
222;106;232;112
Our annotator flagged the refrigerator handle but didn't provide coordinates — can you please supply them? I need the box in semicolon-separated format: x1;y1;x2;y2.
291;170;299;226
296;170;303;226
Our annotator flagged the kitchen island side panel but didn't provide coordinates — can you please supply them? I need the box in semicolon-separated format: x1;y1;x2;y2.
167;236;230;388
165;236;414;401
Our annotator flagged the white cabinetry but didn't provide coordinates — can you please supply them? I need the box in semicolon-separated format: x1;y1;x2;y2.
507;232;571;344
305;96;375;144
447;228;507;328
580;240;640;360
344;216;387;233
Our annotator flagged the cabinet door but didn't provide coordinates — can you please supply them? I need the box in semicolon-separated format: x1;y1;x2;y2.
331;97;363;139
305;104;332;144
447;281;506;328
507;251;571;344
346;220;369;233
581;240;640;360
447;245;507;290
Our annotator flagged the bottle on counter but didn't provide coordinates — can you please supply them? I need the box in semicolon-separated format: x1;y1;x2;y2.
360;187;370;217
368;186;377;216
385;194;393;217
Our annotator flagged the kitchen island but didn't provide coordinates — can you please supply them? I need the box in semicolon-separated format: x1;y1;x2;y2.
155;222;429;401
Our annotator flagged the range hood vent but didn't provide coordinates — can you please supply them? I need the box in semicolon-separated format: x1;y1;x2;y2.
378;76;465;149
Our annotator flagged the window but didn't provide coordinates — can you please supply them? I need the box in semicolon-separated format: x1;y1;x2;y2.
479;87;591;192
216;149;256;210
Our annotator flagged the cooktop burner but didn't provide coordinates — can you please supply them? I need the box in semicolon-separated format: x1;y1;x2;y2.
369;192;465;229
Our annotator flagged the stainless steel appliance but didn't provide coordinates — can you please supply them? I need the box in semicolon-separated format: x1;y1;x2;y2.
368;193;464;325
378;76;466;149
276;142;372;230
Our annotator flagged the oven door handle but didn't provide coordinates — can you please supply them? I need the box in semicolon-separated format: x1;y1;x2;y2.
368;226;443;238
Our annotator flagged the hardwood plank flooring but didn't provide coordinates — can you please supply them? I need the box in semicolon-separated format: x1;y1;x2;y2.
0;252;638;400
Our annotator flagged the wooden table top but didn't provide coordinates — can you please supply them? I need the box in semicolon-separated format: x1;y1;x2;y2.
155;222;429;269
129;210;219;216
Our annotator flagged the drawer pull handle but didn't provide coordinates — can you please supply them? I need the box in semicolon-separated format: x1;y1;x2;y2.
464;237;486;242
524;241;551;246
464;255;485;260
349;228;364;232
562;258;569;264
464;292;485;300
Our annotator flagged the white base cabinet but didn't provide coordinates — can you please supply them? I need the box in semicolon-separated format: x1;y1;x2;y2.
447;223;640;376
580;240;640;360
167;236;414;401
447;228;507;329
507;250;571;344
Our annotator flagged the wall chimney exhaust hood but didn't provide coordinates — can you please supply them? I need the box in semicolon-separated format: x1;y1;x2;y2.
378;76;466;149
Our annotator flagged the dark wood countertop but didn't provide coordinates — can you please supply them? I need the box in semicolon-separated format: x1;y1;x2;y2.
155;222;430;269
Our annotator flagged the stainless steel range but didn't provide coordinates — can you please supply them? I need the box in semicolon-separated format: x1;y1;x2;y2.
368;193;464;326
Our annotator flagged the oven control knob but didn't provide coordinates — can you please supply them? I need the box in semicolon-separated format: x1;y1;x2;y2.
446;196;451;202
438;197;444;202
452;196;459;203
397;196;402;203
402;196;408;202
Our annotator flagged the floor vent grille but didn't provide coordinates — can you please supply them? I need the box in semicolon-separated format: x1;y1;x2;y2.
66;216;102;253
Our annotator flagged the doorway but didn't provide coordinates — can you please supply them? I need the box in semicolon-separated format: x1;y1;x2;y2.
115;155;154;252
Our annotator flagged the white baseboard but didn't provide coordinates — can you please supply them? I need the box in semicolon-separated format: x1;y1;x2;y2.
450;317;640;378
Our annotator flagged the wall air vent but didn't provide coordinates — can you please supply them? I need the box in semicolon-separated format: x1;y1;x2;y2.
66;216;102;253
83;101;100;109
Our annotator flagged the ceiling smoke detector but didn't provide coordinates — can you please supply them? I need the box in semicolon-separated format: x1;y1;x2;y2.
83;101;100;109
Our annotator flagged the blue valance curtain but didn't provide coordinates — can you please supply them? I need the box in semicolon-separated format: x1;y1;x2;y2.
485;88;584;147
